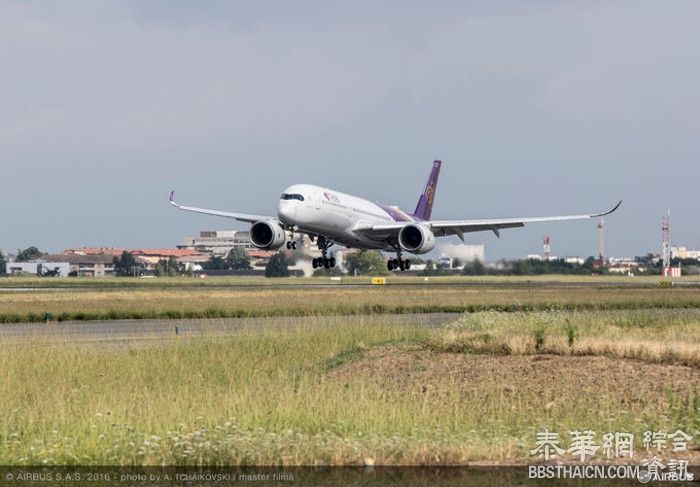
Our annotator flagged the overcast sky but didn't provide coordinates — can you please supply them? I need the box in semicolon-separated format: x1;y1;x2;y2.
1;1;698;259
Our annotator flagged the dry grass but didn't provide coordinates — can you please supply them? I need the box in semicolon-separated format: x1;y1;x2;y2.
1;310;698;465
1;286;699;323
428;309;700;366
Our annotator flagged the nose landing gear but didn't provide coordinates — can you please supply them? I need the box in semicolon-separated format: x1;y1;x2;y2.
286;232;299;250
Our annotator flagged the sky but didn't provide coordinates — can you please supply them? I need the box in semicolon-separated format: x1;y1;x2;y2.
1;0;698;259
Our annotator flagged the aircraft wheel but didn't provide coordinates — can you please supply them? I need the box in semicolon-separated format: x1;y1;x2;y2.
405;259;411;270
291;241;297;250
399;260;405;271
312;258;318;269
286;241;292;249
387;260;394;271
330;257;336;268
324;258;330;269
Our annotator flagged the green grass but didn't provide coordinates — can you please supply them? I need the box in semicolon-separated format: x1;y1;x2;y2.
1;312;698;465
2;284;700;323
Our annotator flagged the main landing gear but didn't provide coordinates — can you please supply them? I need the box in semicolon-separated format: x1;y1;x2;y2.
312;256;335;269
387;251;411;272
312;236;336;269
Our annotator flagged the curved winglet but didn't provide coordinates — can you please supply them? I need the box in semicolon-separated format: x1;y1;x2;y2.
593;199;623;218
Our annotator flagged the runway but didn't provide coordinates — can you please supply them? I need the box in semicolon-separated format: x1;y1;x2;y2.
1;279;698;293
0;312;462;345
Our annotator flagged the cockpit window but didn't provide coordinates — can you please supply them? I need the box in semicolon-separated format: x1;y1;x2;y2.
280;193;305;201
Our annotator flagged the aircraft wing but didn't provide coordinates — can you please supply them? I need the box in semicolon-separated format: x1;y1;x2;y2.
361;200;622;239
168;190;274;224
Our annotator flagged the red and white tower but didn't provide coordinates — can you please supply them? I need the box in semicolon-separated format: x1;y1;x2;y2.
662;206;671;277
543;235;551;260
597;219;605;265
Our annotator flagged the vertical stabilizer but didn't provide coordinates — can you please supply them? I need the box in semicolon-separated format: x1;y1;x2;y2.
413;160;441;220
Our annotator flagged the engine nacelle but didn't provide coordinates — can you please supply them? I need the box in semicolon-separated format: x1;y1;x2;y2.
398;223;436;254
250;220;287;250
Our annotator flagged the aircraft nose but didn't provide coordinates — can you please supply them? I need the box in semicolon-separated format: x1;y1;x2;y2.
278;201;296;223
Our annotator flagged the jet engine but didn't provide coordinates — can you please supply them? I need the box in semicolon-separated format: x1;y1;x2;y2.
250;220;287;250
398;223;436;254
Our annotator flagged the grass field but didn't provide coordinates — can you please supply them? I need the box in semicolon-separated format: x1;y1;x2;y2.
1;310;698;465
1;274;700;288
2;280;700;323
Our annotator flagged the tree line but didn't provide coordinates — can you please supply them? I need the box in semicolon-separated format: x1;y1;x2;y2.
3;245;699;277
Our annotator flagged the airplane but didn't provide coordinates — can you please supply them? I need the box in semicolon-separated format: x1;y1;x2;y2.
169;160;621;271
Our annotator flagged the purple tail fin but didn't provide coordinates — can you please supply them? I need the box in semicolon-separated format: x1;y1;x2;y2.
413;160;441;220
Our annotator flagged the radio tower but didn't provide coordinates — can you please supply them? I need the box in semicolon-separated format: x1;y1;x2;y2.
597;219;605;265
662;206;671;277
543;235;551;260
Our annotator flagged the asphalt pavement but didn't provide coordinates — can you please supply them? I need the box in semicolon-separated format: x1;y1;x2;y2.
0;312;462;346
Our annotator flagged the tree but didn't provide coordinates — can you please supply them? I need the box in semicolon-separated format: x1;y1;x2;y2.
511;260;534;275
154;257;187;277
201;255;228;270
16;246;44;262
312;266;343;277
0;252;5;274
113;251;143;277
421;259;450;276
345;250;389;275
462;259;486;276
226;247;252;270
265;253;290;277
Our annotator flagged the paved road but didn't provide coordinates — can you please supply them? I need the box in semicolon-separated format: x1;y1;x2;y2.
0;313;462;345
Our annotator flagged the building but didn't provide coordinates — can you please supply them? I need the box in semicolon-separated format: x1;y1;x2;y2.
5;261;71;277
526;254;560;261
671;246;700;260
248;249;275;270
64;247;127;257
180;230;254;256
131;249;208;269
438;244;485;268
43;253;118;277
180;230;322;276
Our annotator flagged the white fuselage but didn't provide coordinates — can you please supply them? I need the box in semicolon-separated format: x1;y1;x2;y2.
277;184;414;250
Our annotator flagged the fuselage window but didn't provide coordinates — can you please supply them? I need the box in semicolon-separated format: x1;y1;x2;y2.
280;193;305;201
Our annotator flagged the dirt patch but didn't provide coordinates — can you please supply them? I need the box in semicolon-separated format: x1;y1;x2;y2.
328;344;700;433
331;345;699;393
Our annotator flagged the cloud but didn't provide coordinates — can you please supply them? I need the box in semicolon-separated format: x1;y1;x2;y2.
0;2;401;156
1;1;698;253
2;1;699;159
540;2;700;131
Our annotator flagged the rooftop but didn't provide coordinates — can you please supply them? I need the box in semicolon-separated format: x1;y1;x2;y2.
42;253;118;265
64;247;127;256
132;249;203;258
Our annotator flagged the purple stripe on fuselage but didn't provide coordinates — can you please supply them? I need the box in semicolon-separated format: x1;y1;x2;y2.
376;203;414;222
